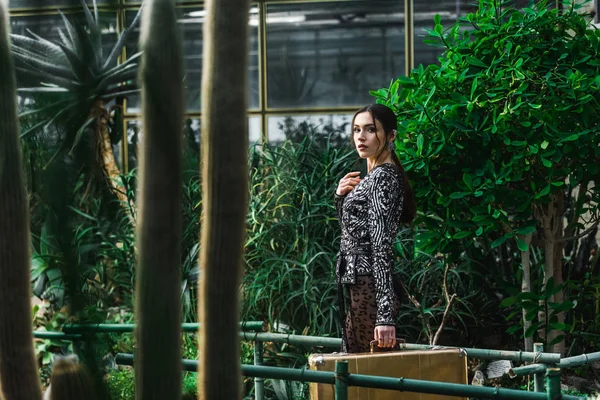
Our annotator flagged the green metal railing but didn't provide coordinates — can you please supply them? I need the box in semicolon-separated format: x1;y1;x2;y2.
35;325;572;399
510;349;600;378
238;333;564;397
32;331;82;341
60;320;267;334
114;353;585;399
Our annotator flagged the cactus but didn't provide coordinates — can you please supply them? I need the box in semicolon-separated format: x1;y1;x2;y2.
0;0;43;398
198;0;251;397
133;0;184;397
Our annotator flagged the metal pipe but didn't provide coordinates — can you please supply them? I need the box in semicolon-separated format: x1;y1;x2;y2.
114;354;585;400
335;360;349;400
509;363;547;378
559;351;600;369
509;351;600;377
534;343;545;392
33;331;83;341
254;340;265;400
404;0;414;74
63;321;266;333
116;353;334;383
545;368;561;400
348;373;575;400
239;332;342;348
239;334;562;364
398;343;561;364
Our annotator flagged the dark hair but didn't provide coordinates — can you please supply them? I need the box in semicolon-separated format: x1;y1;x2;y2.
351;104;416;224
47;355;96;400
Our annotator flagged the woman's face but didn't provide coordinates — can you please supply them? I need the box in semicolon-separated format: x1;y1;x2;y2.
353;112;388;160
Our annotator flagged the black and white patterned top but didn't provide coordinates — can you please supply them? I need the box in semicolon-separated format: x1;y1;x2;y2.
335;163;404;326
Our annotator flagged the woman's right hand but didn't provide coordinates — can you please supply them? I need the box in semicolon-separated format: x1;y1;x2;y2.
336;171;361;196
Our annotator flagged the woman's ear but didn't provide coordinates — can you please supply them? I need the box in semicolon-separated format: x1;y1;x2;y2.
389;129;397;143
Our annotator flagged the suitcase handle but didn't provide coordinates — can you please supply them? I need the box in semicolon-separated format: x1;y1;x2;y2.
369;338;406;353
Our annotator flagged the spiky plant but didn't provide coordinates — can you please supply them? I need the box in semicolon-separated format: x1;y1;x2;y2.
198;0;251;397
11;0;142;217
0;0;43;397
134;0;184;396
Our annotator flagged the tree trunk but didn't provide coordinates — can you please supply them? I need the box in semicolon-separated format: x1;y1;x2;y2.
0;1;43;398
90;99;136;222
198;0;251;398
538;195;566;354
519;233;533;352
538;201;555;344
134;0;184;397
552;193;565;356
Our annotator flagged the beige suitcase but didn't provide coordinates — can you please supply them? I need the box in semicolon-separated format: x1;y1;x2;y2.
308;348;468;400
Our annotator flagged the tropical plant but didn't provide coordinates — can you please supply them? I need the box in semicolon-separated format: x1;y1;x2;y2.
198;0;251;397
0;0;43;396
242;130;355;337
11;0;142;218
372;0;600;354
133;0;184;396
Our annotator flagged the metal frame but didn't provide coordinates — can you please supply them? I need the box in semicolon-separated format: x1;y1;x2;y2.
8;0;413;172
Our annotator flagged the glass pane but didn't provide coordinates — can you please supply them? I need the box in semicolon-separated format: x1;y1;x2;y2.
10;12;118;59
125;117;261;172
249;116;261;144
124;7;259;113
9;0;111;9
414;0;477;68
266;1;404;109
267;114;352;146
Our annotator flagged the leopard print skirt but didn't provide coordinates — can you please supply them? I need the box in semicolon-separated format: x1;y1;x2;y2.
342;274;399;353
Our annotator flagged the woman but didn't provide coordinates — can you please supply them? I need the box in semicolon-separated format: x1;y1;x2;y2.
43;354;96;400
335;104;416;353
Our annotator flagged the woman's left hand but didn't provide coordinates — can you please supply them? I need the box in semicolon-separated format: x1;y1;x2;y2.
374;325;396;348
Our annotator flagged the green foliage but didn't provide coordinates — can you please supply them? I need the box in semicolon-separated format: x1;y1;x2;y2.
372;0;600;346
242;126;355;337
373;0;600;254
106;368;135;400
105;368;199;400
502;276;576;345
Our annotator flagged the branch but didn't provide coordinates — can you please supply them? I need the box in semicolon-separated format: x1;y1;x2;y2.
442;263;451;304
402;280;434;345
432;293;457;346
555;223;600;243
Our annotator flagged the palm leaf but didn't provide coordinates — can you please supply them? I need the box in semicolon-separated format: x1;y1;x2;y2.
43;105;76;136
57;28;73;50
20;119;48;138
19;98;70;119
100;88;138;101
103;5;143;70
12;46;71;76
18;87;69;93
14;66;78;90
74;22;101;74
55;40;91;82
96;63;137;90
57;10;79;50
79;0;102;62
69;117;95;155
10;34;67;64
96;52;140;86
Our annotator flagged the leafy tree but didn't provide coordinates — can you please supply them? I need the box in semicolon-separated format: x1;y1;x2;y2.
373;0;600;354
11;0;142;219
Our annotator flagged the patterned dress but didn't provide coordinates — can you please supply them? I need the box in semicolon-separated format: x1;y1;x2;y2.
334;162;405;353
